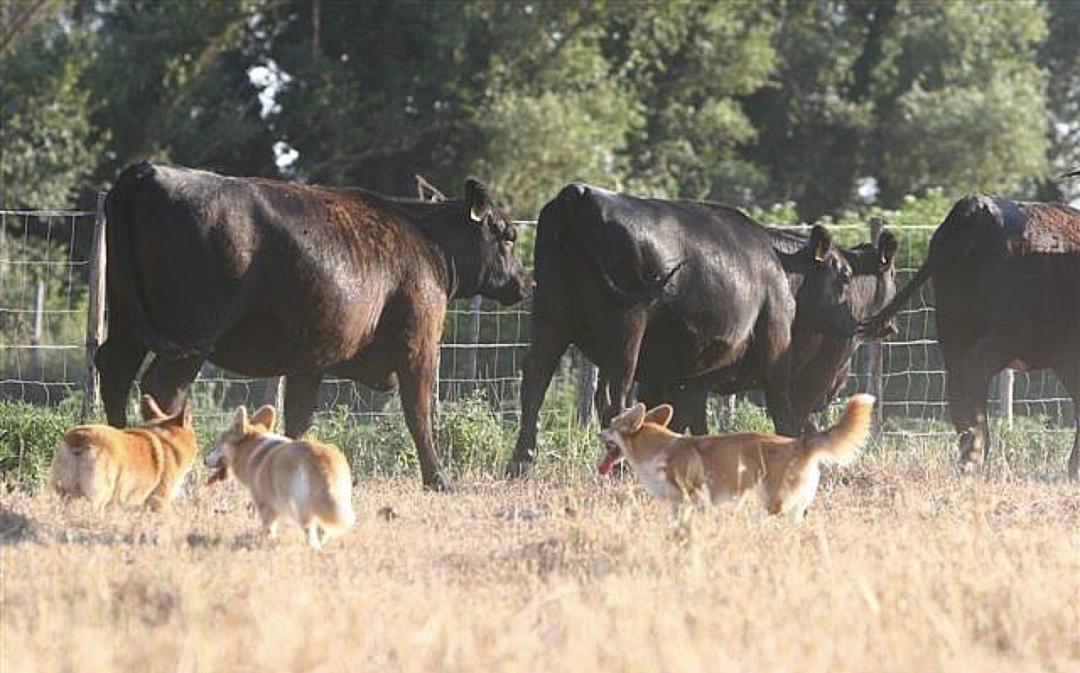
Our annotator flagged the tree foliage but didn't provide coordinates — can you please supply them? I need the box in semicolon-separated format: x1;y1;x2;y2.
0;0;1070;216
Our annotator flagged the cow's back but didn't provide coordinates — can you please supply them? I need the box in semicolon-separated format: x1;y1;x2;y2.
109;163;436;370
930;195;1080;360
533;183;792;379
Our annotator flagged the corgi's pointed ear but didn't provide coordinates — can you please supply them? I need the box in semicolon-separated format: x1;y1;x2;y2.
644;404;674;428
231;406;248;432
250;404;277;431
612;403;646;434
163;397;192;428
139;395;167;422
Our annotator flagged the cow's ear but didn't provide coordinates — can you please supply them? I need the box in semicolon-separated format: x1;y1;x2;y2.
878;230;898;268
250;404;277;431
612;403;646;434
465;177;491;224
139;395;167;422
809;225;831;263
231;405;248;432
644;404;674;428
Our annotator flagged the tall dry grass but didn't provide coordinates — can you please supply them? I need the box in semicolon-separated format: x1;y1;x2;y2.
2;451;1078;673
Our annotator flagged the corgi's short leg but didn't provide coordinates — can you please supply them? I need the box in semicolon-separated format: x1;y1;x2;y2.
306;522;323;550
255;501;280;538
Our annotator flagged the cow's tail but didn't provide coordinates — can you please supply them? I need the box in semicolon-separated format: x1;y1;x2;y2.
1060;168;1080;180
106;162;199;357
855;198;967;338
550;184;683;308
803;394;875;466
856;257;931;337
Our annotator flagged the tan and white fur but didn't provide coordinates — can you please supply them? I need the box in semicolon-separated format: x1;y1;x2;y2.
598;394;875;520
49;396;197;511
205;405;355;549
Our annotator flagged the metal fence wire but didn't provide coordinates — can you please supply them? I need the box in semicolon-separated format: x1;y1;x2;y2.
0;205;1074;437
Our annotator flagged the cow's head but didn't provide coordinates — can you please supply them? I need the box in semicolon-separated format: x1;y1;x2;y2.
843;230;899;338
461;178;532;305
791;225;862;338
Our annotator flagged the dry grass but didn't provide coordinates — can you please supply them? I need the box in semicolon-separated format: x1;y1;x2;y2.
2;452;1079;673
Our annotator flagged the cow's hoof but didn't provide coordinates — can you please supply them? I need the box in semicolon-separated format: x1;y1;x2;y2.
423;472;455;493
504;457;534;480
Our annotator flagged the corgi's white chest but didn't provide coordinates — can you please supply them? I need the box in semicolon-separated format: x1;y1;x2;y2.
632;455;681;501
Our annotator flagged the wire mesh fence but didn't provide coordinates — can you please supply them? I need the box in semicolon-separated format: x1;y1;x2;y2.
0;206;1074;439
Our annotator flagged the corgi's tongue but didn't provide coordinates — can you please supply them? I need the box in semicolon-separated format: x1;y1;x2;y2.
598;449;620;476
206;465;227;485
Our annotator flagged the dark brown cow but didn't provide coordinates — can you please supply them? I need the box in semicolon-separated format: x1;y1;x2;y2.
860;195;1080;478
98;162;531;490
506;183;884;476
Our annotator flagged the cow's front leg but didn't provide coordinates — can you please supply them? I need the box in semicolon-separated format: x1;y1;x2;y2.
398;354;451;492
762;352;799;438
283;372;323;438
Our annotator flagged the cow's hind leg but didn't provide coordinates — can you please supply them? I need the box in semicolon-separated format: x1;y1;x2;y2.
506;324;570;478
598;312;648;426
140;354;203;416
954;336;1018;471
95;312;148;427
283;372;323;438
1054;365;1080;480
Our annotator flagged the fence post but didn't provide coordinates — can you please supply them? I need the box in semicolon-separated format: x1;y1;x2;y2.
576;358;598;426
30;280;45;380
998;368;1014;427
264;376;285;411
865;217;886;437
82;192;107;420
464;295;482;394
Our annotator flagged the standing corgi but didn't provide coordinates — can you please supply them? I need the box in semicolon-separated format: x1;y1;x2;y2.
49;396;197;511
599;394;875;519
205;405;355;549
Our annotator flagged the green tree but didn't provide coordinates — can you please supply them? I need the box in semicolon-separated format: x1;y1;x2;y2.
0;12;102;208
82;0;276;187
743;0;1050;219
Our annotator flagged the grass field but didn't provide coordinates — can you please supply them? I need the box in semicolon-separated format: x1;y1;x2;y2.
2;440;1078;673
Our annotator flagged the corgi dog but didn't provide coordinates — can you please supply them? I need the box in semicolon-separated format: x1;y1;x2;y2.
49;396;197;511
598;394;875;519
205;405;355;549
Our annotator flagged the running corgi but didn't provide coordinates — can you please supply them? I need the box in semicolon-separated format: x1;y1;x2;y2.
205;405;355;548
598;394;875;519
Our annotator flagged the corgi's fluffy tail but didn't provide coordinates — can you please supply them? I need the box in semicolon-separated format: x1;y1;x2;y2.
804;394;875;466
316;471;356;539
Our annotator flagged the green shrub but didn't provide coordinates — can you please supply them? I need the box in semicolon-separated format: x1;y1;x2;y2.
0;400;78;488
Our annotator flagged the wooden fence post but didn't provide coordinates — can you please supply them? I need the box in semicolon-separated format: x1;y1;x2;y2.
576;358;598;426
865;217;886;437
82;192;107;420
264;376;286;411
998;368;1014;428
464;295;482;394
30;280;45;380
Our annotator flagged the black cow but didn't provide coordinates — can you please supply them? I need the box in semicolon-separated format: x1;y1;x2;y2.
98;162;531;490
860;195;1080;478
638;227;899;435
506;183;882;476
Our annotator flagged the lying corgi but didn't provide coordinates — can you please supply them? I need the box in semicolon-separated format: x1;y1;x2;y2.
49;396;197;511
205;405;355;549
598;394;875;519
